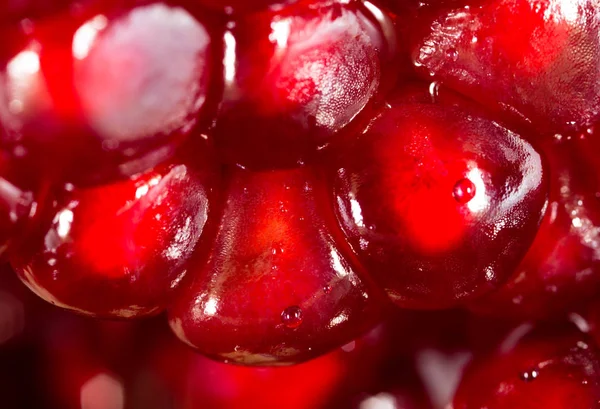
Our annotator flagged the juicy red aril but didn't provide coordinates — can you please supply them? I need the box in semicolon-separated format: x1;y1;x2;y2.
9;150;218;318
328;87;548;309
0;1;214;185
168;167;383;365
470;136;600;319
408;0;600;134
212;0;396;169
453;324;600;409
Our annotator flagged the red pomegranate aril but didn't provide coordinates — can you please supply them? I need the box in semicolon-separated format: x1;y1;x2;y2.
0;1;215;185
470;137;600;319
408;0;600;135
328;87;548;309
9;147;219;318
168;167;384;365
453;323;600;409
211;0;396;169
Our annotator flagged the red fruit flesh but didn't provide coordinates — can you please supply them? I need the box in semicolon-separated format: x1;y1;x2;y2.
0;0;75;24
0;175;34;257
0;1;214;185
453;324;600;409
328;87;548;309
212;0;396;169
197;0;297;13
470;136;600;319
408;0;600;134
9;149;218;318
168;167;383;365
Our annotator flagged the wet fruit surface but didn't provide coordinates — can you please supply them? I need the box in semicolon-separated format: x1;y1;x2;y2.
328;87;547;308
3;3;600;406
10;147;218;318
168;167;383;365
212;0;395;168
0;0;214;185
453;323;600;409
470;136;600;319
408;0;600;134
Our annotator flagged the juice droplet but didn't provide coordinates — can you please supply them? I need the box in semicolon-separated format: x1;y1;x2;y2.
323;285;332;294
453;178;476;204
429;81;440;103
519;368;539;382
271;242;284;255
446;48;458;61
281;306;303;329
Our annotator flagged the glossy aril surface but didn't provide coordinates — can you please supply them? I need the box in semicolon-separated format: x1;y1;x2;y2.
328;88;548;308
9;147;218;318
470;136;600;319
0;0;213;185
453;324;600;409
0;173;35;257
408;0;600;134
212;0;396;169
168;167;383;365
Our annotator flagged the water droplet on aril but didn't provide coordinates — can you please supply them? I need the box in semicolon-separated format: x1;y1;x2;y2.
281;306;303;329
271;243;284;256
446;48;458;61
453;178;476;203
323;285;331;294
520;368;539;382
429;81;440;103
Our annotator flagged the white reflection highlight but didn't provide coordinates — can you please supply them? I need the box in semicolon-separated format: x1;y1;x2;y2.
7;50;40;78
330;248;348;277
56;209;74;239
73;15;108;60
329;311;348;328
350;196;364;228
559;0;579;24
203;297;218;317
134;175;161;199
223;31;237;84
269;19;291;49
466;167;488;213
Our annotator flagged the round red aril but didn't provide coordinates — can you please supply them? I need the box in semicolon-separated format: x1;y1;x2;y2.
328;87;548;309
168;167;383;365
9;147;218;318
453;324;600;409
211;0;396;169
470;136;600;319
0;0;214;185
408;0;600;134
